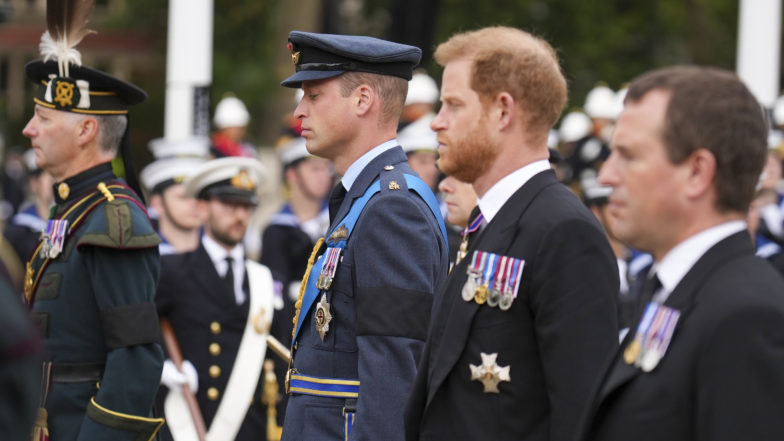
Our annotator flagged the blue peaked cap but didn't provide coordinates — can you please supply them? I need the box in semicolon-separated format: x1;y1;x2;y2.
281;31;422;88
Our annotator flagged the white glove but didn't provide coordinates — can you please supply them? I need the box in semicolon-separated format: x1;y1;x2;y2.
161;359;199;393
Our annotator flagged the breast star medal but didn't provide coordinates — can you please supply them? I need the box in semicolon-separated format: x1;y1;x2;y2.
315;293;333;342
469;352;511;393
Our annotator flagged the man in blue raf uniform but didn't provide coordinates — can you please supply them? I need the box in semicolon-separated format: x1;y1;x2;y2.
156;157;276;441
280;31;449;441
576;67;784;441
404;27;619;441
21;3;165;439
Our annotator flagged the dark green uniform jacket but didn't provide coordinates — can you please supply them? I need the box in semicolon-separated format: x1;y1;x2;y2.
26;162;165;441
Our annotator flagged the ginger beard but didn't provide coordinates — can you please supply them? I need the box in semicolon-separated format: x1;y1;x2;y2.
437;111;498;184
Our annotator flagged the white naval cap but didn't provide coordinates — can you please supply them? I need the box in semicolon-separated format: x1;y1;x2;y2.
398;114;438;153
278;136;314;168
214;96;250;129
148;136;210;160
405;72;439;106
581;176;612;204
184;156;266;205
140;156;207;194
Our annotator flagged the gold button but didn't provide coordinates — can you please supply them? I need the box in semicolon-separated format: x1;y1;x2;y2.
210;321;221;334
207;387;220;400
294;342;298;350
209;343;221;356
384;165;394;170
209;365;221;378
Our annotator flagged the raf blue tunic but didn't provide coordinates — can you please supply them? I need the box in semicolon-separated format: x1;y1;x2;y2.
282;147;448;441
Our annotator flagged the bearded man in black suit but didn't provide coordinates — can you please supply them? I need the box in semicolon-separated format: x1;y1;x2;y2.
404;26;620;441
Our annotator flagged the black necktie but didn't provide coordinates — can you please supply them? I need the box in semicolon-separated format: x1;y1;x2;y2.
224;257;234;294
637;272;662;307
328;183;347;221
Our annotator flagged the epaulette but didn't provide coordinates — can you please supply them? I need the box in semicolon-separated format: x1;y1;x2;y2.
77;182;160;250
378;164;409;194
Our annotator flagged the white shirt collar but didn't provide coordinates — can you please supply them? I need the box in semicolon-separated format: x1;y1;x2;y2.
477;160;551;222
202;234;246;304
652;220;746;303
340;139;399;191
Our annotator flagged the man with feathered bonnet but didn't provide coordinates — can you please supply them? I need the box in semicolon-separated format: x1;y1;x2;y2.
22;1;165;439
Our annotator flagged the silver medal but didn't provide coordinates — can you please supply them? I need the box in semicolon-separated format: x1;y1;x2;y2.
487;288;501;307
498;292;513;311
462;276;477;302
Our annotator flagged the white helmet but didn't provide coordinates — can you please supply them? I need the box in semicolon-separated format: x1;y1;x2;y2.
405;72;439;106
584;85;618;120
558;111;592;143
214;96;250;129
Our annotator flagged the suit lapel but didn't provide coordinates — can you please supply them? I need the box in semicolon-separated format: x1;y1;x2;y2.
591;231;753;408
425;170;557;408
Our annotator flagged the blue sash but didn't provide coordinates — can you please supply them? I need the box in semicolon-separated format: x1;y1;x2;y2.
293;174;446;342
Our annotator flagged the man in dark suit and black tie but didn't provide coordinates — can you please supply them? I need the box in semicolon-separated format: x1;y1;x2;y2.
404;26;620;441
576;66;784;441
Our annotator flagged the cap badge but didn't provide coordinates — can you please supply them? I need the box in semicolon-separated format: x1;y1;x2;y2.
52;78;80;109
469;352;511;393
230;169;254;190
287;42;301;65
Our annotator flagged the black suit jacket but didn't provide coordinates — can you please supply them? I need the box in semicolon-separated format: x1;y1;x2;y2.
577;231;784;441
405;169;620;441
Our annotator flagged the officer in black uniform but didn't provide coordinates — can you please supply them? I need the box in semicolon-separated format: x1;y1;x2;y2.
156;157;276;441
21;3;165;439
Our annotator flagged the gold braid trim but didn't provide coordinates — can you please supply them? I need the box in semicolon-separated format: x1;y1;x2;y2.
291;237;324;340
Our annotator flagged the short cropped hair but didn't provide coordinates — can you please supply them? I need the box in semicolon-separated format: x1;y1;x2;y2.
96;114;128;155
338;71;408;124
625;66;768;213
434;26;567;139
